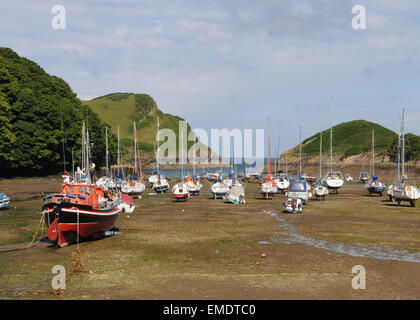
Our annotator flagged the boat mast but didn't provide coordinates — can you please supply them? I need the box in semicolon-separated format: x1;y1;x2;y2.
371;128;375;177
193;134;196;177
401;108;405;180
136;122;143;182
278;123;281;174
319;132;322;178
275;123;280;176
81;121;86;174
181;127;184;182
59;101;66;173
157;117;160;174
86;127;91;183
268;119;272;180
134;121;137;178
105;127;109;176
117;126;120;174
72;147;75;178
299;126;302;176
230;120;234;176
329;95;333;173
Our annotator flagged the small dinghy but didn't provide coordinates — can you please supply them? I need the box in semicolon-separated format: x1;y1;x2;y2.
365;129;385;197
274;173;290;194
186;176;202;195
211;181;230;199
313;179;328;201
260;179;277;199
0;193;10;209
284;197;303;214
359;172;370;183
119;193;135;213
153;175;170;194
227;185;245;204
366;175;385;196
345;174;353;182
172;182;189;201
286;180;311;204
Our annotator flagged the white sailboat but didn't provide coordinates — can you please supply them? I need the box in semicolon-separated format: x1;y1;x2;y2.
359;149;370;183
122;121;146;196
313;131;329;200
260;119;278;199
96;127;116;191
211;179;230;199
152;117;170;194
186;138;203;195
366;128;385;196
0;192;10;209
390;109;420;207
227;124;246;204
172;131;189;201
273;123;290;193
325;96;344;193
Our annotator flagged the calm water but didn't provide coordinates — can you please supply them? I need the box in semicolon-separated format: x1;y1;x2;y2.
144;158;291;178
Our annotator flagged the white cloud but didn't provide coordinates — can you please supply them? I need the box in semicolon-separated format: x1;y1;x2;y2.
0;0;419;150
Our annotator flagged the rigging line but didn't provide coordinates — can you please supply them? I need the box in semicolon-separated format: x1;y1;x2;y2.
59;101;66;172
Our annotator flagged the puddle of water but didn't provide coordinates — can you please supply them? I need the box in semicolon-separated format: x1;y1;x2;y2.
263;212;420;263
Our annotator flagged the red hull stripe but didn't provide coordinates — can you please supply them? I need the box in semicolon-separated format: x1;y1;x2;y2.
61;208;120;216
173;194;188;198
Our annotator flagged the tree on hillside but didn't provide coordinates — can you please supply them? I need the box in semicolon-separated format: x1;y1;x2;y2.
0;47;117;175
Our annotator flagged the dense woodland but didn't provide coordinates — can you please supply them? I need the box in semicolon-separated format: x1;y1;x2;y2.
0;47;117;176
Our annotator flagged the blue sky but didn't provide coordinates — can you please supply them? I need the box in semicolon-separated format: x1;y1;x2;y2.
1;0;419;154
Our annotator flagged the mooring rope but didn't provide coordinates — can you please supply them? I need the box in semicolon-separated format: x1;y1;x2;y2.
0;212;46;253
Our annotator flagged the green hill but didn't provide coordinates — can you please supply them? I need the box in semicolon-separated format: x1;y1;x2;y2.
291;120;398;159
82;93;203;155
0;47;115;175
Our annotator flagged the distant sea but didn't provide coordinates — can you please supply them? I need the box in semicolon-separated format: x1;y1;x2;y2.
144;157;292;178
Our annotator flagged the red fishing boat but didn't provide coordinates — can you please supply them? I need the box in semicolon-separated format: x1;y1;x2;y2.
41;121;121;247
41;180;120;247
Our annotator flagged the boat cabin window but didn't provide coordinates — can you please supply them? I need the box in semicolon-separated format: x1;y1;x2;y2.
291;182;305;191
78;186;84;194
69;186;74;193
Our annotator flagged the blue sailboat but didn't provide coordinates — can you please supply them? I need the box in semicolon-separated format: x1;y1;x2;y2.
0;192;10;209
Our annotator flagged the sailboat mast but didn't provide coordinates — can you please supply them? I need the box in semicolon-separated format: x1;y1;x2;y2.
267;119;271;180
181;128;184;181
299;126;302;176
278;123;281;174
134;121;138;176
105;127;109;175
86;128;91;183
401;108;405;180
81;121;86;173
137;130;143;181
72;148;74;178
330;95;333;173
274;123;280;176
117;126;120;174
230;120;234;175
193;135;196;176
319;132;322;178
371;128;375;177
157;117;160;174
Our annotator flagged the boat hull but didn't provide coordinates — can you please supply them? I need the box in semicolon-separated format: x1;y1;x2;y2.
42;204;120;247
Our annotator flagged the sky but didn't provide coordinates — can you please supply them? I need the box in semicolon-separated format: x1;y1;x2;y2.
1;0;420;156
